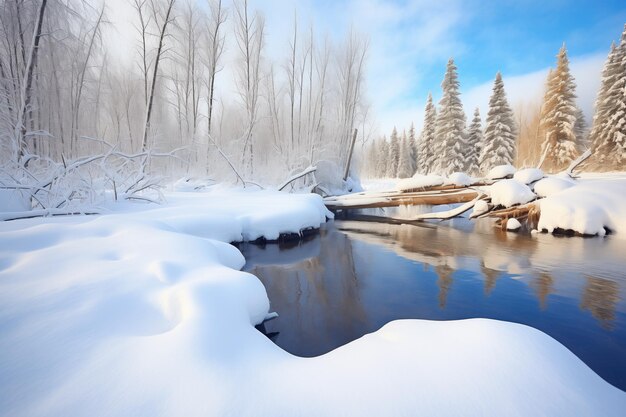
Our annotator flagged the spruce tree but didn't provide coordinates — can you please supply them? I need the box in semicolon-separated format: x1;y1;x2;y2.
538;44;579;172
387;128;400;177
481;72;517;172
408;123;417;174
589;41;621;166
397;130;413;178
574;107;588;151
600;25;626;167
419;93;437;174
466;108;483;176
434;58;466;175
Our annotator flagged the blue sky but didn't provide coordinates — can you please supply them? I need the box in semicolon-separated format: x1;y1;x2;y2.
251;0;626;133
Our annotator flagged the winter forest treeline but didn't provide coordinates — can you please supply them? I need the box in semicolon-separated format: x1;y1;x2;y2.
364;26;626;179
0;0;368;208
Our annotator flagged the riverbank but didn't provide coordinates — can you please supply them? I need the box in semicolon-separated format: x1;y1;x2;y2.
1;187;625;416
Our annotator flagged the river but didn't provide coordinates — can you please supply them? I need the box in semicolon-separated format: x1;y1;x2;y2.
240;218;626;390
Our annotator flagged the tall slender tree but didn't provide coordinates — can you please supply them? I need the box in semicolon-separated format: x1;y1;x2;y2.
387;127;400;177
419;93;437;174
397;130;413;178
538;44;579;172
434;58;466;175
594;25;626;168
466;107;482;175
481;72;517;172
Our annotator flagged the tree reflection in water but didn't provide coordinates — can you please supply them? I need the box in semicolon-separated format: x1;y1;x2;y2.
241;220;626;390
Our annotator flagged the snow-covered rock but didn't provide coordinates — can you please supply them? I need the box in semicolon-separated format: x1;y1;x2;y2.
486;164;516;180
472;200;489;217
488;179;536;208
513;168;544;185
506;218;522;231
538;180;626;237
396;174;445;191
447;172;474;186
534;177;576;198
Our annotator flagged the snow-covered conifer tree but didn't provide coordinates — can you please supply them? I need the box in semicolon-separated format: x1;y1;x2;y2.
574;107;589;151
397;130;413;178
466;108;482;176
538;45;579;172
481;72;517;172
419;93;437;174
597;25;626;167
387;127;400;177
589;43;619;164
434;59;466;175
408;123;417;174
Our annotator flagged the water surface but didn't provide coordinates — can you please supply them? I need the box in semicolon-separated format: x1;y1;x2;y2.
240;219;626;390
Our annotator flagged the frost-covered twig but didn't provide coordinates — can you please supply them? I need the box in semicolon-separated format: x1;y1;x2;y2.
278;165;317;191
563;148;592;178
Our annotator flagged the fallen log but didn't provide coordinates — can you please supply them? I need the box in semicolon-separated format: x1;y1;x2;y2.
325;189;478;210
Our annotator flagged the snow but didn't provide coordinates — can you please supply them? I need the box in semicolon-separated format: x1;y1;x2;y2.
513;168;544;184
538;179;626;237
471;200;490;217
1;187;625;416
486;164;516;180
488;179;536;208
506;217;522;231
0;190;31;212
534;176;576;198
447;172;474;186
395;174;445;191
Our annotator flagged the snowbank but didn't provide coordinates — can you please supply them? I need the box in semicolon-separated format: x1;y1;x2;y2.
486;164;516;180
1;188;625;416
447;172;474;186
488;179;536;208
534;176;576;198
538;180;626;237
395;174;445;191
513;168;544;184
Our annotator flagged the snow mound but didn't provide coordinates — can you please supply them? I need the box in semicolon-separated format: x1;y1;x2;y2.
486;164;516;180
447;172;474;186
513;168;544;184
534;177;576;198
538;180;626;237
472;200;489;217
489;179;536;208
396;174;445;191
506;218;522;231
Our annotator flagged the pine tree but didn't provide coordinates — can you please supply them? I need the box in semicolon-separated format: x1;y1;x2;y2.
481;72;517;172
377;137;389;177
574;107;589;151
408;123;417;174
387;127;400;177
397;130;413;178
434;58;466;175
419;93;437;174
466;108;483;175
538;44;579;172
589;41;621;166
600;25;626;167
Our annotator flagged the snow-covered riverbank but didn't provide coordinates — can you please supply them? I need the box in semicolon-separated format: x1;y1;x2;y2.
1;188;625;416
